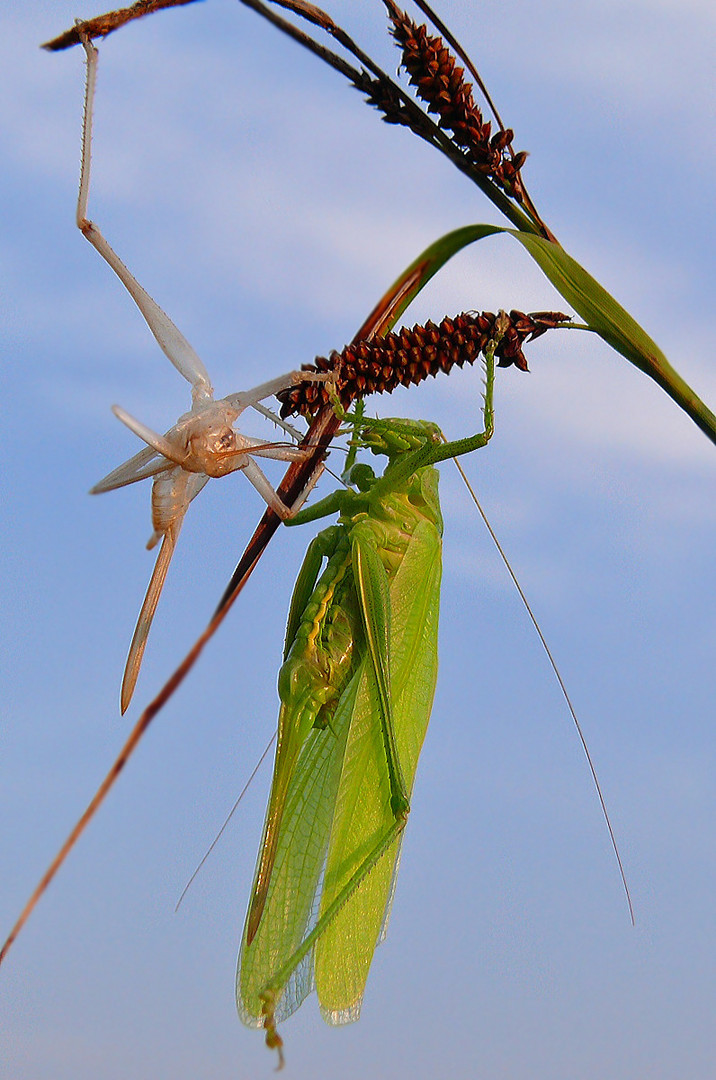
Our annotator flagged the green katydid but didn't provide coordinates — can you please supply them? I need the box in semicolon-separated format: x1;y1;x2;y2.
237;336;500;1062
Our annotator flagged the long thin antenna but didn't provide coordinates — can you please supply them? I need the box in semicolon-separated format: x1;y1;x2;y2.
452;455;635;925
175;733;277;911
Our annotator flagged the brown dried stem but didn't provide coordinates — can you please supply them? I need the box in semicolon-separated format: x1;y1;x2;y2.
403;0;551;235
42;0;201;51
238;0;542;236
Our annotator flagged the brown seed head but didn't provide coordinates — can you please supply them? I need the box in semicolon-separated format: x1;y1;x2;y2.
276;309;570;419
387;7;526;200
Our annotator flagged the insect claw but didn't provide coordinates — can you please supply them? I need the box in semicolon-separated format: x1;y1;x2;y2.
260;993;284;1070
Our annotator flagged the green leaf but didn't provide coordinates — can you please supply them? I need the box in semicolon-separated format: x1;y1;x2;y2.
509;230;716;446
366;224;716;447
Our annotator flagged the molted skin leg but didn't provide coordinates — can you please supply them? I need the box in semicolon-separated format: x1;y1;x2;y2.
77;35;213;399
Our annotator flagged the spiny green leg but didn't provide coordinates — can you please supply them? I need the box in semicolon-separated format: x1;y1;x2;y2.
343;397;366;476
369;345;497;498
281;525;342;660
431;321;498;463
284;487;350;527
335;327;499;500
351;527;409;818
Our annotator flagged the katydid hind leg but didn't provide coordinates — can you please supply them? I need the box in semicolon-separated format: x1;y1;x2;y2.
257;811;407;1046
429;347;496;466
351;528;409;818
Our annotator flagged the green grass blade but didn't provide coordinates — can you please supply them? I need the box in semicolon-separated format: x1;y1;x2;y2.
508;230;716;446
363;223;716;446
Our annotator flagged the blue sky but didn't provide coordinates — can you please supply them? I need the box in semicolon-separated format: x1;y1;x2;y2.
2;1;715;1077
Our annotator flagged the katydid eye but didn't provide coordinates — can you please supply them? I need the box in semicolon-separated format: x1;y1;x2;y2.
213;429;237;452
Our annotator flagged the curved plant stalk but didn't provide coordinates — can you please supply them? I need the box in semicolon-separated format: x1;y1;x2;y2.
237;0;716;445
42;0;203;51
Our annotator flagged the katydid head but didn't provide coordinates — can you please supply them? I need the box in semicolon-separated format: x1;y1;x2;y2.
179;401;251;478
344;413;443;461
345;462;376;491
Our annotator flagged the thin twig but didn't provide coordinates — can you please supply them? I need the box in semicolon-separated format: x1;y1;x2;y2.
42;0;201;52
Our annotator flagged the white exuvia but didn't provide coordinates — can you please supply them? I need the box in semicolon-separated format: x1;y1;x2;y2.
78;37;324;712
